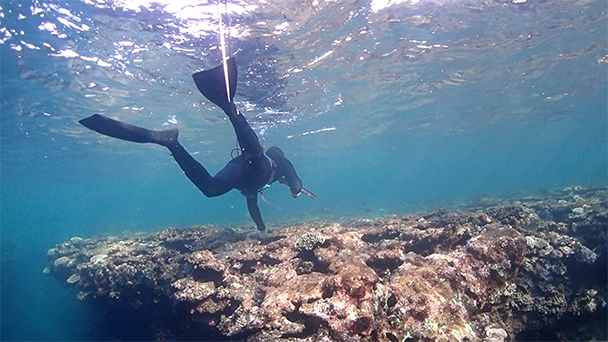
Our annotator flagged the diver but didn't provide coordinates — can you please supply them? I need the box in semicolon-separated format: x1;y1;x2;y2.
79;57;316;237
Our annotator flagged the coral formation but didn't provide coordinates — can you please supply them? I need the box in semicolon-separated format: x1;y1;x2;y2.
46;186;607;341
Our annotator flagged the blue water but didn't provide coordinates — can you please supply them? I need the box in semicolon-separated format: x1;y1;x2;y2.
1;0;606;340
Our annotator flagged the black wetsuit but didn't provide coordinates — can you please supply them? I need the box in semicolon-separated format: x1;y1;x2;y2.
163;102;302;232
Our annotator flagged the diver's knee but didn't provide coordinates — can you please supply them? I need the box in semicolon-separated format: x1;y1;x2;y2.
201;188;221;197
201;185;229;198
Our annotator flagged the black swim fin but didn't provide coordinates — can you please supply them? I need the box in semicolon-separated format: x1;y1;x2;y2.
192;57;237;112
79;114;178;145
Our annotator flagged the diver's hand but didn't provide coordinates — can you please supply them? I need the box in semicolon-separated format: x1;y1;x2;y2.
290;187;317;199
279;177;302;197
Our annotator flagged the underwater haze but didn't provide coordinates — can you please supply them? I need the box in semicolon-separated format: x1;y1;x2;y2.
1;0;606;340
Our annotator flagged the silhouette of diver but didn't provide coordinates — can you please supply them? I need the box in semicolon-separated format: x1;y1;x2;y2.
79;57;315;236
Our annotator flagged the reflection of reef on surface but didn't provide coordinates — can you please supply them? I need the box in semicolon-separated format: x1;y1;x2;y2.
46;186;607;341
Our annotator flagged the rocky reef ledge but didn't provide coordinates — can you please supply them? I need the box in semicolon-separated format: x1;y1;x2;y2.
46;186;607;341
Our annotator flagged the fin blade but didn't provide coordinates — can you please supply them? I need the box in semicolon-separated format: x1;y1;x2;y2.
192;57;237;111
79;114;177;145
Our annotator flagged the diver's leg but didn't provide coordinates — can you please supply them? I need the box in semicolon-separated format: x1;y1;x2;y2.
223;103;265;160
191;59;264;163
80;114;239;198
165;142;234;197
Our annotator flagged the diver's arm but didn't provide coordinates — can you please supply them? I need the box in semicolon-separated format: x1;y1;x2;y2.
280;158;303;197
266;146;303;197
246;196;266;231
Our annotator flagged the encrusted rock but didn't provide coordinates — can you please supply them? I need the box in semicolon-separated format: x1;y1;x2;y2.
45;186;608;341
66;273;81;284
89;254;108;264
172;278;216;302
294;231;326;251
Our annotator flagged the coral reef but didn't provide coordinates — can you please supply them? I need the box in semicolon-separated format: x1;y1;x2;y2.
46;186;607;341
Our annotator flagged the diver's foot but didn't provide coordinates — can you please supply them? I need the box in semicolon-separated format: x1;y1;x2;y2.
156;128;179;147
